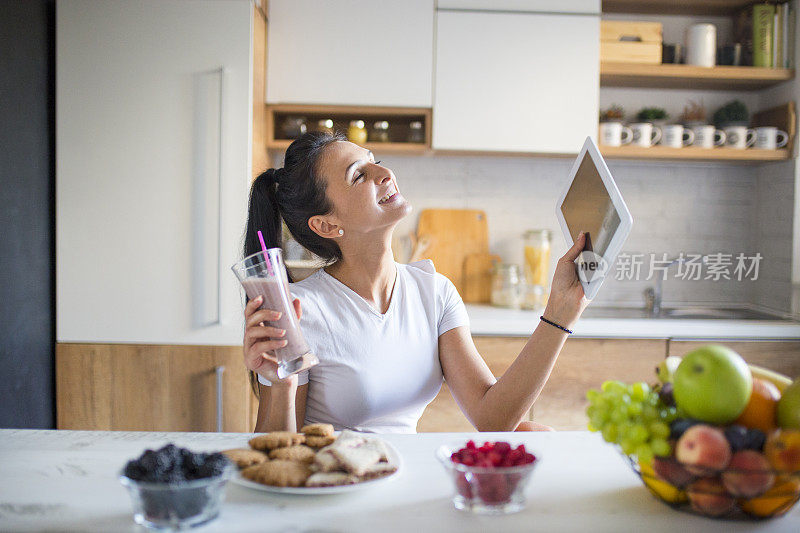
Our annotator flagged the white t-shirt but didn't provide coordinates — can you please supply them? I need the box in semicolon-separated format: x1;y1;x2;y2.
257;260;469;433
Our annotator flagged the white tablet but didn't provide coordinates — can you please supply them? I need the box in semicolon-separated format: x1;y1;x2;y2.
555;136;633;300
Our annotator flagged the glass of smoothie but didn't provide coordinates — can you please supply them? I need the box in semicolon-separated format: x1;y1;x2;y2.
231;248;318;379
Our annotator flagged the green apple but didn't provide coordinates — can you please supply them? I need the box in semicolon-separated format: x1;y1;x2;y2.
777;378;800;429
673;345;752;425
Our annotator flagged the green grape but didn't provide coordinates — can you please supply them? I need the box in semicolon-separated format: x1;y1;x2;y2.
586;405;598;418
602;380;628;396
627;402;643;417
618;421;634;438
635;444;654;465
620;437;637;456
629;424;649;444
662;406;678;423
590;413;608;429
649;421;670;440
586;389;600;403
588;421;599;432
610;405;628;424
630;382;650;402
641;404;658;421
602;423;619;444
651;438;671;457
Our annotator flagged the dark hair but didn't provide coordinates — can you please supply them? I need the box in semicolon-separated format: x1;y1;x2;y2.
245;131;345;268
244;131;344;397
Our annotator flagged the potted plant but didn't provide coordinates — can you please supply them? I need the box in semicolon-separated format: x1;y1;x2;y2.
635;107;669;125
713;100;749;128
599;105;625;124
680;100;707;128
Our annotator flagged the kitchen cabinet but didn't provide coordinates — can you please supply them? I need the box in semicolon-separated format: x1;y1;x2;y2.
418;337;667;432
669;340;800;379
432;10;600;153
56;344;257;432
57;0;260;345
266;0;434;107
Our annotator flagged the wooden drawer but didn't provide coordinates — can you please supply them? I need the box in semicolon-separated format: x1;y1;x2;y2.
57;343;257;432
669;340;800;379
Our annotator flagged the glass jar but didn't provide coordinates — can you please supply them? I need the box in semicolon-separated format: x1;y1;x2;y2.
407;121;424;143
316;119;334;135
347;120;367;144
280;116;307;139
370;120;390;143
490;263;522;309
522;229;552;310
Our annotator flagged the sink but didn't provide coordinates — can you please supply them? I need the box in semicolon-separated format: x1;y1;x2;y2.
581;306;789;321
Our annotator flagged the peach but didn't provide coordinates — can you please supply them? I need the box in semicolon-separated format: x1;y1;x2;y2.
721;450;775;498
687;477;736;517
652;457;695;488
764;429;800;474
676;425;732;476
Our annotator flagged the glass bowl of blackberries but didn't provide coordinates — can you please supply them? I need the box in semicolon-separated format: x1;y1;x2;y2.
119;444;233;530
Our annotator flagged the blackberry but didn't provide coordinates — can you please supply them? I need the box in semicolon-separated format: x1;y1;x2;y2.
744;428;767;451
658;382;675;407
123;460;146;481
723;425;748;452
140;449;171;481
670;418;700;440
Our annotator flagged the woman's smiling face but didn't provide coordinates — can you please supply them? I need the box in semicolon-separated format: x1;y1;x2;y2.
312;141;411;236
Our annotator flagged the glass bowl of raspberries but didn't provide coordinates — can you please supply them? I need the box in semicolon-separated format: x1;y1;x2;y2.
437;440;538;515
119;444;234;529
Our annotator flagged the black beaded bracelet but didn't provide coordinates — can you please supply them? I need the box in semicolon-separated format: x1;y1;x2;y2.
540;316;573;335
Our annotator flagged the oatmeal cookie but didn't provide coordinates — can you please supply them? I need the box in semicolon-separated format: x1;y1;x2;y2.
305;435;337;449
268;444;316;464
300;423;335;437
221;448;268;469
248;432;305;451
241;460;310;487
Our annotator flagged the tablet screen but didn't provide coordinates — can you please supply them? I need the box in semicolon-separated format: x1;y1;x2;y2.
560;151;621;259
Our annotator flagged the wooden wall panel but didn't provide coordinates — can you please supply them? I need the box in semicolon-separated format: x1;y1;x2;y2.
669;340;800;380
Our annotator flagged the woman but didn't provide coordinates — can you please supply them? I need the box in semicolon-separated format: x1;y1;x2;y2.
243;132;588;433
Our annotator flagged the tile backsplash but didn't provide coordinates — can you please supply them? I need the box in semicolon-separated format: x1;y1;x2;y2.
385;154;794;312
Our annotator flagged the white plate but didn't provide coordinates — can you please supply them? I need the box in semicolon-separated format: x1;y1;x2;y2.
230;441;402;495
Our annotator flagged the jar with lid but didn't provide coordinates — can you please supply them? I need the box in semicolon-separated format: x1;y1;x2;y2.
347;120;367;144
522;229;552;310
280;116;307;139
316;119;334;135
370;120;390;143
407;121;424;143
490;263;522;309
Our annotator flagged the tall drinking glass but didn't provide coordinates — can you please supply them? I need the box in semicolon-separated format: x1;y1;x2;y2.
231;249;318;379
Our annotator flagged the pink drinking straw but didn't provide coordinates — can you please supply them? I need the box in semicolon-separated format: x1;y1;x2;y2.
257;230;275;276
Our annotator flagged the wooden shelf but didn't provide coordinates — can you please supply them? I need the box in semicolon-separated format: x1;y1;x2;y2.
601;145;790;162
602;0;757;16
601;62;794;90
266;104;432;153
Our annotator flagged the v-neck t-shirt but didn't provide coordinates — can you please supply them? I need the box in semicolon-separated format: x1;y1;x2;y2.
257;260;469;433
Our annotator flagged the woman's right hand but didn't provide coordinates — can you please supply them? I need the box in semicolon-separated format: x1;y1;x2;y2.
243;295;302;385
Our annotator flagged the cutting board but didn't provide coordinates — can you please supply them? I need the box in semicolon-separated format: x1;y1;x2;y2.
416;209;489;294
463;252;501;303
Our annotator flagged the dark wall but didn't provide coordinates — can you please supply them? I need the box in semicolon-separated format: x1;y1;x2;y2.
0;1;55;428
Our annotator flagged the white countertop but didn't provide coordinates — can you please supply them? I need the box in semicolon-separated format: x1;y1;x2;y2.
1;429;798;532
467;304;800;340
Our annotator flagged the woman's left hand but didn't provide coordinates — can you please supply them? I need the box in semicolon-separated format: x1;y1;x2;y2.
543;232;589;329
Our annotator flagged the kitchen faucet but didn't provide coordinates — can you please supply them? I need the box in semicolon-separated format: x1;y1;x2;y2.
643;256;705;317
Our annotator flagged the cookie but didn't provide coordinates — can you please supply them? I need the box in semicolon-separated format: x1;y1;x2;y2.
306;472;357;487
313;448;341;473
301;423;335;437
248;432;305;451
305;435;336;449
221;448;268;469
241;460;311;487
268;444;316;464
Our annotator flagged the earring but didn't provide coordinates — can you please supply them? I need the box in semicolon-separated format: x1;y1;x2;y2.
338;229;344;236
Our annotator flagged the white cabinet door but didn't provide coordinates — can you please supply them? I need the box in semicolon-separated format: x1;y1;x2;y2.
437;0;599;14
267;0;434;107
433;10;599;153
56;0;252;344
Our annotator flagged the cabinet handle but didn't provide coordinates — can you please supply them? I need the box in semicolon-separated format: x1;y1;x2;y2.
191;67;225;328
215;365;225;432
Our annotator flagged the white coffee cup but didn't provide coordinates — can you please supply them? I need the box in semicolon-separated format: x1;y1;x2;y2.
754;127;789;149
630;123;662;147
662;124;695;148
599;122;633;147
686;23;717;67
724;126;756;149
692;125;726;148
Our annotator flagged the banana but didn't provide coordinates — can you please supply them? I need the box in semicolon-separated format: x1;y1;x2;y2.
656;356;682;384
748;364;793;393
